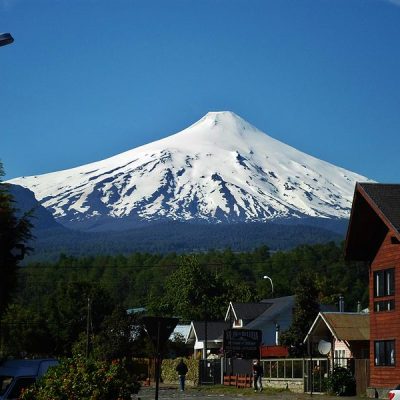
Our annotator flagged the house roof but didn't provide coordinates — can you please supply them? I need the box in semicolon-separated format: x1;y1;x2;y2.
188;321;230;342
305;312;369;343
359;183;400;233
229;302;272;321
170;324;191;341
345;183;400;261
245;296;295;329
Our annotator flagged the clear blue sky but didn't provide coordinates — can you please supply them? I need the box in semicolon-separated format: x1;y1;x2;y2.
1;0;399;182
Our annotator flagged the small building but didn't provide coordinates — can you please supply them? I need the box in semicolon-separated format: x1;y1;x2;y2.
224;296;336;358
225;296;295;347
345;183;400;395
186;321;230;359
304;312;370;364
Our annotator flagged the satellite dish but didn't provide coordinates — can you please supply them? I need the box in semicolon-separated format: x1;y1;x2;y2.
318;340;331;355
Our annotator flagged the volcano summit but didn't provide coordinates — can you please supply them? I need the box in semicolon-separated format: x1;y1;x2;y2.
9;111;370;231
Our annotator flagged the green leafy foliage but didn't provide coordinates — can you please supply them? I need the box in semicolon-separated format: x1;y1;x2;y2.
0;241;367;359
72;306;148;361
147;254;256;321
0;303;53;357
280;272;320;356
20;356;140;400
0;161;33;316
45;281;114;355
326;366;356;396
161;358;199;385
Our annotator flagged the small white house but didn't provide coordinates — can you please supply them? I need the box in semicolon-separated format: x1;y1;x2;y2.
186;321;230;359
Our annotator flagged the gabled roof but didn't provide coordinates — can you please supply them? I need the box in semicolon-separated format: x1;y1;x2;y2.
171;324;191;341
345;183;400;261
359;183;400;233
187;321;230;343
245;296;295;329
227;302;272;321
304;312;369;343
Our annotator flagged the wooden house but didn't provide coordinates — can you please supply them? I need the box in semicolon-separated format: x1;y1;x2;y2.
304;312;370;363
345;183;400;394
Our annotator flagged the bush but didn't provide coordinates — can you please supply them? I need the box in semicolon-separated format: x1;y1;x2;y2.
20;355;140;400
161;358;199;386
326;366;356;396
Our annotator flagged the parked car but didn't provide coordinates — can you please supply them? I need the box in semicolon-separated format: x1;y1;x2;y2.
0;359;58;400
388;385;400;400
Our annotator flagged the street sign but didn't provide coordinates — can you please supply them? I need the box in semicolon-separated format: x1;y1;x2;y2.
141;316;179;351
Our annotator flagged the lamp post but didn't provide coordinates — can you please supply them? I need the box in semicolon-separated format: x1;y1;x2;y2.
0;33;14;47
202;295;208;360
263;275;274;296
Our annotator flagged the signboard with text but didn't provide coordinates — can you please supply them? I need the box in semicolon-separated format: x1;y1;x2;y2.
223;328;262;359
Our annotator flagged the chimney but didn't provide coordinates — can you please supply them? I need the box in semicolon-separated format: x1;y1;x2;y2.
339;295;344;312
275;323;280;345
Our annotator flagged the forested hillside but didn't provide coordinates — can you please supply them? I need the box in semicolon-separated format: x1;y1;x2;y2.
1;241;368;358
27;221;343;262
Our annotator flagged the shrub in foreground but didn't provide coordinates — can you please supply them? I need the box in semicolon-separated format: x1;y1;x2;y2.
20;355;139;400
326;366;356;396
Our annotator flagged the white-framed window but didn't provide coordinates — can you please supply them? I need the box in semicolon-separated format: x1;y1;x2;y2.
374;340;395;366
373;268;395;312
334;349;346;367
374;268;395;297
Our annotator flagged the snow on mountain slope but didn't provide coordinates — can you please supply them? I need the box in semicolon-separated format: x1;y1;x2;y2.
8;111;371;229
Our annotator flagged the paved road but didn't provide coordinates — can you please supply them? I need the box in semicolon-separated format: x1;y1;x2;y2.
136;386;364;400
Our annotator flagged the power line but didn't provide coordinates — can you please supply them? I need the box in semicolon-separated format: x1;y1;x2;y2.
17;260;274;270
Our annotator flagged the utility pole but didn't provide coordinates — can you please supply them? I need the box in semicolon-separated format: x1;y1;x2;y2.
86;296;91;358
141;316;178;400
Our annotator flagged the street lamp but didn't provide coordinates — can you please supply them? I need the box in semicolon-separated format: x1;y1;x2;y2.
0;33;14;47
263;275;274;296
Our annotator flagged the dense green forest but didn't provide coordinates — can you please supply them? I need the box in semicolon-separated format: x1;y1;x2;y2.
0;242;368;358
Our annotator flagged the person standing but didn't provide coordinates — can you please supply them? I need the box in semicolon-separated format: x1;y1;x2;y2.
176;359;188;391
252;359;263;392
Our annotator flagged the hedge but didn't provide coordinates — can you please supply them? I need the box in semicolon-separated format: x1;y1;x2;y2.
161;358;199;386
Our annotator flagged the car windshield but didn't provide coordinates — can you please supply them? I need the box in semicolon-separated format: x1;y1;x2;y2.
0;376;13;396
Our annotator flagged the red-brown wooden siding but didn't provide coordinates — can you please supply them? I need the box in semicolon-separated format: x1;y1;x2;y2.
369;230;400;388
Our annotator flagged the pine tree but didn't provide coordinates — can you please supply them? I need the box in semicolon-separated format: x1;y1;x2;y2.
280;272;320;356
0;161;33;316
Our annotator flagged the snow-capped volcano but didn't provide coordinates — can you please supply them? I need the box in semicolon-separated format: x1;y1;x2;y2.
8;111;371;230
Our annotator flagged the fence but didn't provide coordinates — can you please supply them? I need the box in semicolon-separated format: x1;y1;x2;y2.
262;358;304;379
262;358;311;393
199;359;222;385
303;358;329;393
200;356;369;395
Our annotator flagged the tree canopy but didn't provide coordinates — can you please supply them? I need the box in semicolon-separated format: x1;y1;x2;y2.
0;161;33;316
0;238;368;359
280;272;320;356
